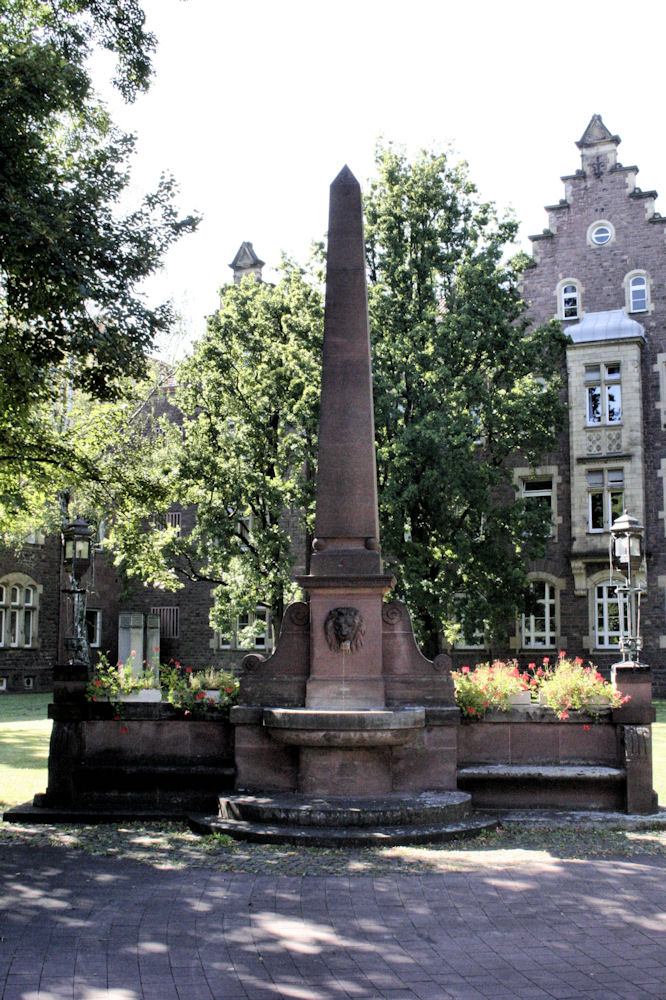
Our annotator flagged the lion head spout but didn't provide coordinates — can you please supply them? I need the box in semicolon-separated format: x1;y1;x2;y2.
324;607;365;653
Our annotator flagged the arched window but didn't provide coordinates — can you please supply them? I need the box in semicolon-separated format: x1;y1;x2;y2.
628;274;648;313
522;580;557;648
0;576;39;649
558;280;580;320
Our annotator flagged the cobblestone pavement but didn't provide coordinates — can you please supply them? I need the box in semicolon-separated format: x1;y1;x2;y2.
1;843;665;1000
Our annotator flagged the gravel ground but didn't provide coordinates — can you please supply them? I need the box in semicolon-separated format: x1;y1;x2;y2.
1;819;666;875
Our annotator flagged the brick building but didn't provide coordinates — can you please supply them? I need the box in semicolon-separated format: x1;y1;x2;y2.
448;114;666;696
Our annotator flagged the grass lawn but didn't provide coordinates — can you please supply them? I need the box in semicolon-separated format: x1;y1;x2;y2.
0;692;52;810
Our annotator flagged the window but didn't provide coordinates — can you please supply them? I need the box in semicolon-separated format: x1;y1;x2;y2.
165;511;182;533
86;609;102;648
585;363;621;425
0;577;39;649
521;478;553;535
216;606;271;651
595;581;623;647
629;274;648;313
151;606;180;639
561;282;580;320
522;580;557;648
587;221;614;246
588;468;624;531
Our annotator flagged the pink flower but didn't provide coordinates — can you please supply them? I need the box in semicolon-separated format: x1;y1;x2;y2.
543;657;550;665
528;662;536;669
559;650;566;659
575;657;583;665
560;710;570;720
131;650;136;656
536;667;544;677
461;665;470;674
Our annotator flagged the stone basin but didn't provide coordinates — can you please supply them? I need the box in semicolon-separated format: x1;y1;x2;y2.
263;707;425;747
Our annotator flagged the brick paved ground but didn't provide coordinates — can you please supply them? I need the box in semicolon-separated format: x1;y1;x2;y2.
1;844;665;1000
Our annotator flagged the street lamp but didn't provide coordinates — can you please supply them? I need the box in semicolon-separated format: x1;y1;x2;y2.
62;516;94;666
610;511;645;665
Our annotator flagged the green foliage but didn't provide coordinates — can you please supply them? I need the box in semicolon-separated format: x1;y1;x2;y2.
160;662;239;714
0;0;197;538
164;260;324;636
537;654;628;720
451;659;530;718
365;142;568;652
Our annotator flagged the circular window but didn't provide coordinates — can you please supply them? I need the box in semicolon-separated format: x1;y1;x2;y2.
588;221;614;246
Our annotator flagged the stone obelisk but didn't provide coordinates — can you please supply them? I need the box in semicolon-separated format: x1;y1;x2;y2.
299;166;394;708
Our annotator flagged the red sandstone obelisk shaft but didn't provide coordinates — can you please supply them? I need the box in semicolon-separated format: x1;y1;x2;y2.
310;166;382;578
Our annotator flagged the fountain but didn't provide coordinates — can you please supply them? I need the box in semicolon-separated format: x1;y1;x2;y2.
191;168;495;844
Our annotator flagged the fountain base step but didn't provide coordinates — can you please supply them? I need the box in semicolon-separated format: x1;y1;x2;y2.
188;791;498;846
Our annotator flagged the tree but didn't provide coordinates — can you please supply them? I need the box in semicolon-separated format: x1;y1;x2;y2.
0;0;197;526
365;143;567;656
158;261;323;641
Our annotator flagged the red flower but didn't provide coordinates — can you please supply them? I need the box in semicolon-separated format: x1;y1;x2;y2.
114;715;120;721
461;665;470;674
225;686;233;693
536;667;544;677
559;650;566;658
154;646;160;653
467;706;476;715
510;666;520;678
575;657;583;665
583;724;590;730
482;701;489;707
543;657;550;664
186;666;193;674
196;692;205;701
560;710;570;720
93;680;102;687
528;662;536;669
120;726;128;734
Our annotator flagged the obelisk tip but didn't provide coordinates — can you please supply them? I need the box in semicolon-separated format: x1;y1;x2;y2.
331;165;359;188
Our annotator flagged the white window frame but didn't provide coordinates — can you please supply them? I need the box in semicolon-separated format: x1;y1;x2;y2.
0;575;39;649
587;220;615;247
585;363;621;426
588;468;624;533
216;605;272;651
521;477;554;536
522;580;557;648
86;608;102;648
624;270;650;314
595;581;623;648
557;278;581;320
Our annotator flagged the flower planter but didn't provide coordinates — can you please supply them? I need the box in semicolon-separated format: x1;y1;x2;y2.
205;690;221;703
119;689;162;703
508;691;532;706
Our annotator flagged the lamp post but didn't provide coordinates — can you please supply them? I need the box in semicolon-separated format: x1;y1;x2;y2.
609;511;645;665
62;516;94;667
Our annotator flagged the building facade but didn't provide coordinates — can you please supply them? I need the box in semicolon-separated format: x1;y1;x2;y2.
449;115;666;695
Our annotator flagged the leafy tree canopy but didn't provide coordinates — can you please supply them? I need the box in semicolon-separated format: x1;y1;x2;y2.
138;260;324;639
366;142;567;653
0;0;197;467
0;0;197;545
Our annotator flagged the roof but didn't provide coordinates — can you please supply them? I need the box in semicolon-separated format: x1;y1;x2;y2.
576;114;620;149
567;309;645;344
229;242;265;270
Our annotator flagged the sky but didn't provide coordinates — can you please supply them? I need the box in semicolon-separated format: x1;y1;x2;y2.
95;0;666;355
